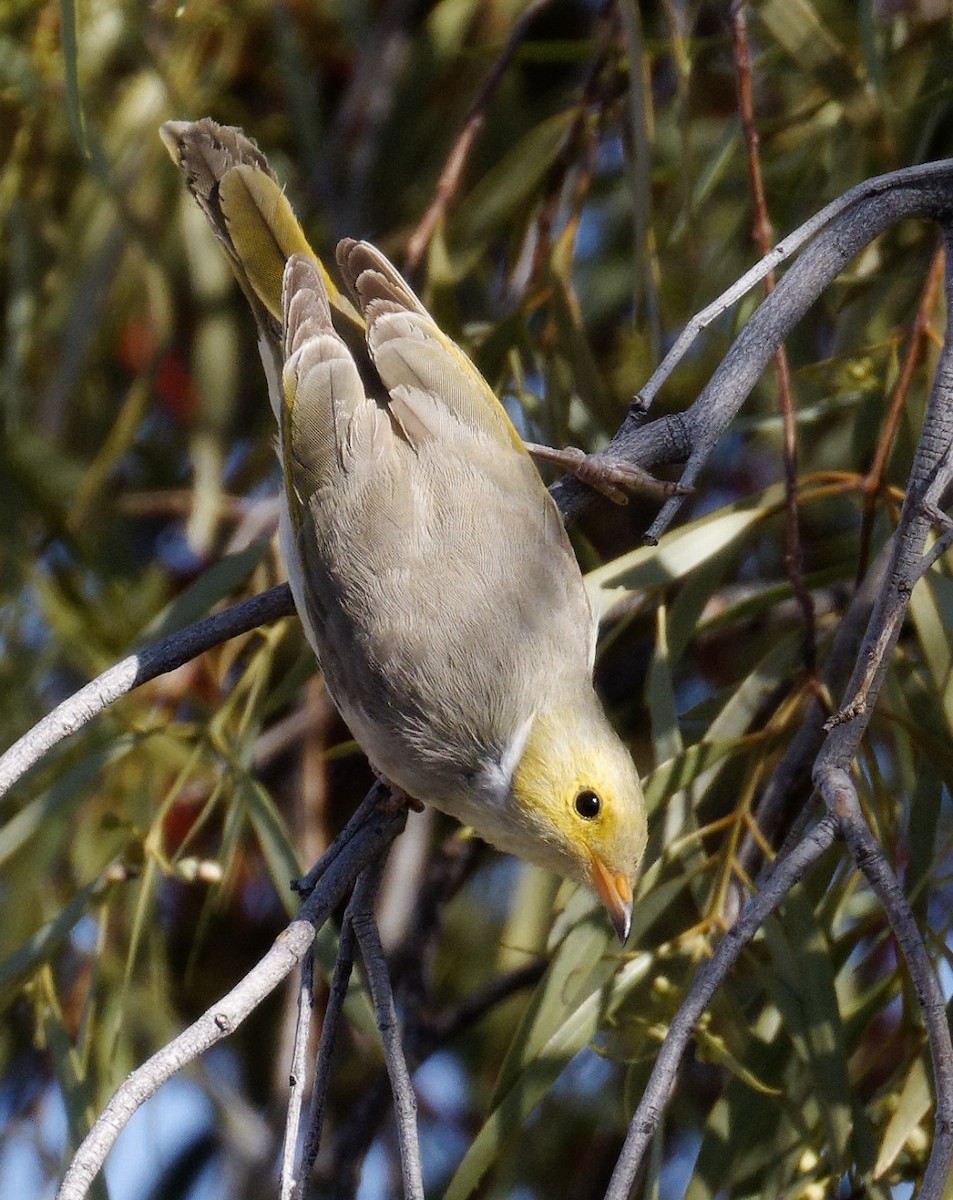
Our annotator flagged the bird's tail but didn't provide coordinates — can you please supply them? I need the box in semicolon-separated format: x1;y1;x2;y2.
160;118;362;356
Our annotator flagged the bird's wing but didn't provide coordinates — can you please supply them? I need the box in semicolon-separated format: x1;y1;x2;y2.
336;239;599;672
280;255;394;521
337;238;528;456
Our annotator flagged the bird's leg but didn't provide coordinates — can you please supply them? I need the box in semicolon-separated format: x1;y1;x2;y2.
523;442;692;506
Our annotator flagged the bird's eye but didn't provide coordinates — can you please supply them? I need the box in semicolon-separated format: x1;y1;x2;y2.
574;789;601;820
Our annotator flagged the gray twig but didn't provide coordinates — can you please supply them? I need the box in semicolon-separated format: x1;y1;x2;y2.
817;772;953;1200
552;159;953;527
350;858;425;1200
293;915;358;1200
280;949;315;1200
56;797;406;1200
807;235;953;1199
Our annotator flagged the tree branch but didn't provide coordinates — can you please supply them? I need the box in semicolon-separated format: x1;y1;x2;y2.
0;584;295;801
552;159;953;527
604;812;841;1200
817;771;953;1200
279;947;315;1200
56;796;405;1200
350;858;424;1200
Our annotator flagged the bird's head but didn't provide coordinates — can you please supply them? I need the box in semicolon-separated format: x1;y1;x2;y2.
508;699;647;943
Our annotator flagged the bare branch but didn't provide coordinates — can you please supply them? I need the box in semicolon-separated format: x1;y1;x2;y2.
822;238;953;738
293;917;358;1200
857;244;945;581
279;948;315;1200
552;159;953;527
0;584;295;801
804;235;953;1198
350;858;424;1200
816;771;953;1200
56;797;405;1200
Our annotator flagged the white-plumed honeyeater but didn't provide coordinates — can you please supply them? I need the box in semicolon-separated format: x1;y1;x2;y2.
161;119;646;941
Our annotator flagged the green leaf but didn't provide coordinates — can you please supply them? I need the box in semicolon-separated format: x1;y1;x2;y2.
238;776;302;917
873;1055;931;1178
646;602;682;763
642;736;758;817
585;485;784;621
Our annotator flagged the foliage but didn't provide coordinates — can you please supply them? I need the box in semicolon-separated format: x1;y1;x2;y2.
2;1;953;1198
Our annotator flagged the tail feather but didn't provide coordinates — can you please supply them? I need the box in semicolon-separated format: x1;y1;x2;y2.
160;118;360;335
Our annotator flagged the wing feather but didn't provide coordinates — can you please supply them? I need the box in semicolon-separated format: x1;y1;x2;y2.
336;238;526;454
280;255;395;516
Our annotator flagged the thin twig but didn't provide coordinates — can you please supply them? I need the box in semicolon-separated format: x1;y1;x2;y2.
403;0;558;273
635;160;953;416
818;771;953;1200
293;784;388;896
912;508;953;579
279;949;315;1200
857;244;946;582
730;0;816;673
325;835;484;1190
604;813;841;1199
350;858;425;1200
56;799;406;1200
293;916;358;1200
0;583;295;801
618;0;661;358
321;958;545;1197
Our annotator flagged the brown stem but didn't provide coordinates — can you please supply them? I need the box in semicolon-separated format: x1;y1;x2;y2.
731;0;816;672
857;243;945;582
404;0;559;273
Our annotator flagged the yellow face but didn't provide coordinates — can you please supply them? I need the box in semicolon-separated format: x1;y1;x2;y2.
509;702;647;942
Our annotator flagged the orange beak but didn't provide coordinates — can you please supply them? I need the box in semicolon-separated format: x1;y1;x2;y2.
589;854;633;944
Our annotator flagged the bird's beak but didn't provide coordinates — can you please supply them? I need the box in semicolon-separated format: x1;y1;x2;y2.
589;854;633;944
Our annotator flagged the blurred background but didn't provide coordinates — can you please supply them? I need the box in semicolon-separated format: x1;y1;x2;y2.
2;1;953;1197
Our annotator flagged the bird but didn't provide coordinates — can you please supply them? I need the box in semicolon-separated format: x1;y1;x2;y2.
161;118;647;942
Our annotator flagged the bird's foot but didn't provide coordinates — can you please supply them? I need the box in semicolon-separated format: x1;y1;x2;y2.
524;442;691;506
373;774;424;813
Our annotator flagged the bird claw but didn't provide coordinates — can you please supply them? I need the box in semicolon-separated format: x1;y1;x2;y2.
524;442;691;506
372;774;424;813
